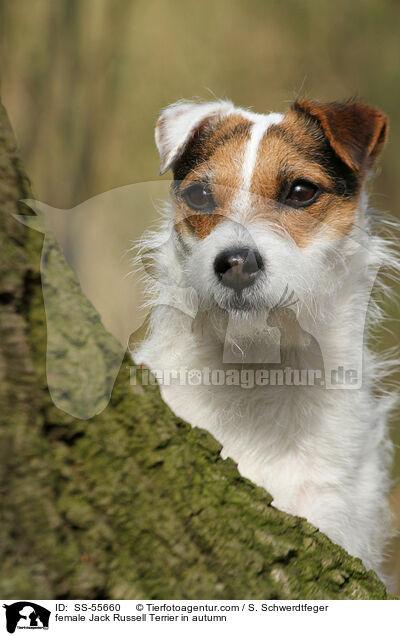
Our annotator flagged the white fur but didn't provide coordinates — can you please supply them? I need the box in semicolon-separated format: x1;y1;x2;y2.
233;112;283;214
240;113;283;191
133;101;398;586
156;100;235;174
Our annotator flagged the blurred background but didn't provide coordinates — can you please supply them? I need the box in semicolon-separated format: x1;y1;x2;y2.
1;0;400;591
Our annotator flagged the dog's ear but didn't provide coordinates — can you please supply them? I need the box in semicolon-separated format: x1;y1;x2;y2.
293;100;388;173
155;100;234;175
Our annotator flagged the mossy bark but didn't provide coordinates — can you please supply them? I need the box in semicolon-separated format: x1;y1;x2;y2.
0;102;395;600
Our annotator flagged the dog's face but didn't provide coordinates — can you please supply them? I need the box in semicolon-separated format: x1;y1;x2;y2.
155;100;388;315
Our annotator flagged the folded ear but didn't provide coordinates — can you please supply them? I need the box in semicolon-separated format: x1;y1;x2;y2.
293;100;388;173
155;100;234;175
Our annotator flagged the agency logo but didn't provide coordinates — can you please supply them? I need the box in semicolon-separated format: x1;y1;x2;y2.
13;182;382;421
2;603;50;634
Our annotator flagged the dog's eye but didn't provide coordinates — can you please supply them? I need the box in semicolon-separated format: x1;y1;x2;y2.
182;183;215;213
284;180;319;208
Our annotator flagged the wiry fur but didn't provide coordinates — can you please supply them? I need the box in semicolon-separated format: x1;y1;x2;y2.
132;100;399;586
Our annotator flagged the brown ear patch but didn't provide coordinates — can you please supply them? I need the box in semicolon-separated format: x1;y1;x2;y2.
293;100;388;173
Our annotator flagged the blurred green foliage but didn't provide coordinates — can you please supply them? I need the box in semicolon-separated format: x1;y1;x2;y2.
2;0;400;209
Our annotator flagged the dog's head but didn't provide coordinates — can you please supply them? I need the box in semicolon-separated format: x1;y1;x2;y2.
155;99;388;316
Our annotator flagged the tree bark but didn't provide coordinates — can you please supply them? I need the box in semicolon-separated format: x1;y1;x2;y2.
0;102;395;600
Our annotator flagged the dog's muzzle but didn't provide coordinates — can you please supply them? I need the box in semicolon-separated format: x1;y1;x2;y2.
214;247;264;291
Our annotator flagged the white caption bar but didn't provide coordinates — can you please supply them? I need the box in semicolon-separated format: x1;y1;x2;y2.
1;599;398;635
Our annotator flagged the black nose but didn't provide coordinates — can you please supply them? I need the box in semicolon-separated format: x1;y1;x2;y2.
214;248;263;291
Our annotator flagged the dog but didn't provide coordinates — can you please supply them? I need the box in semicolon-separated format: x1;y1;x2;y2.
132;98;398;583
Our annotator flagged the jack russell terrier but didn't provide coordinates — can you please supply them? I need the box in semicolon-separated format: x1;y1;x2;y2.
133;98;397;584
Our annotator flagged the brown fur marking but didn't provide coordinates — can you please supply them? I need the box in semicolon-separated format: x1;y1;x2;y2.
173;114;251;240
172;102;388;246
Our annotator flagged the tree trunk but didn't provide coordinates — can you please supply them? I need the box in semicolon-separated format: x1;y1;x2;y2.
0;102;394;600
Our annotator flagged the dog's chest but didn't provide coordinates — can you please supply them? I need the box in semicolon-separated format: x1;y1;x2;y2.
158;375;335;518
137;318;339;514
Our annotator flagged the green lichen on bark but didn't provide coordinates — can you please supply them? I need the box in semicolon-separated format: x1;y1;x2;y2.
0;102;395;600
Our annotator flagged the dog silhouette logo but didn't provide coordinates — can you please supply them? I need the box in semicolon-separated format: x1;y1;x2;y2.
14;183;383;422
3;602;50;633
